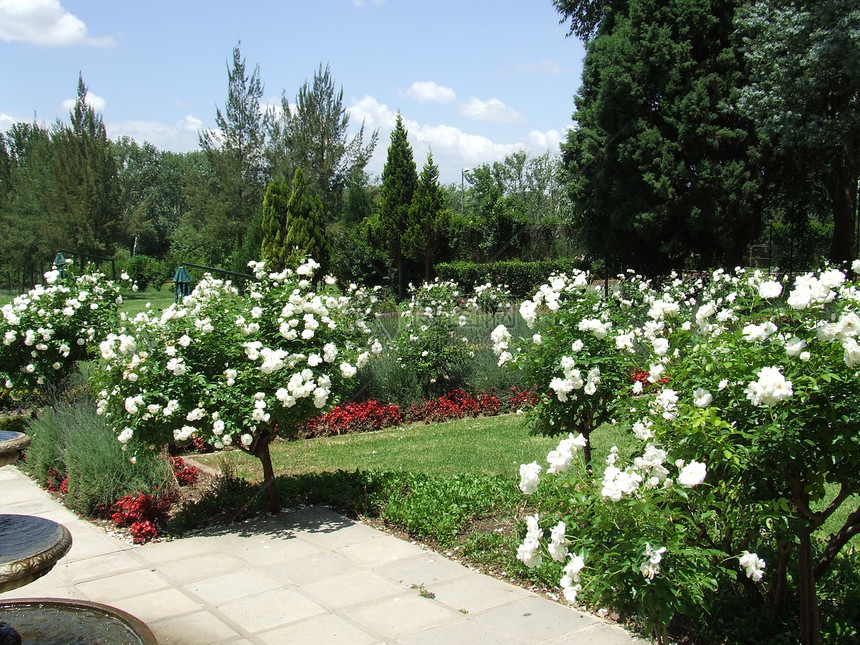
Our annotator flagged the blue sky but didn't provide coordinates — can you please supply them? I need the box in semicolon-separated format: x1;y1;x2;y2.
1;0;585;184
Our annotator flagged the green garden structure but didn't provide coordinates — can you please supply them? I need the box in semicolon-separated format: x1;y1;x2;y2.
172;265;192;303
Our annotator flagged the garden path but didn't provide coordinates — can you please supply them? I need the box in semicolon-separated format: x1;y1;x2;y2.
0;465;644;644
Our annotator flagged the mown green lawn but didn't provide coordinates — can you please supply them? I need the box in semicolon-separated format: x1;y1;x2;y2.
197;413;563;481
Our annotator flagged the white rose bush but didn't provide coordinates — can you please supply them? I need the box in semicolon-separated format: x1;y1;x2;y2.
391;278;475;394
94;259;376;512
503;264;860;643
493;269;640;465
1;269;124;399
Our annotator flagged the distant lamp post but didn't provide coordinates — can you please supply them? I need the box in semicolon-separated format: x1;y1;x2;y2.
461;167;470;218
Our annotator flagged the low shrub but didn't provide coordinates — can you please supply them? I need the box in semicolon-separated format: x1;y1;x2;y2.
25;399;174;516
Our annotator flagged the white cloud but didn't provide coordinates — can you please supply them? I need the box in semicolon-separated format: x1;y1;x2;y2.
61;91;106;113
106;115;204;153
410;123;523;165
348;95;398;131
404;81;456;105
460;97;525;125
0;113;15;132
513;59;567;75
526;128;570;152
0;0;114;46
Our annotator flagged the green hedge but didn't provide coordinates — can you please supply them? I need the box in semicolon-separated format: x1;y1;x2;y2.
436;259;591;299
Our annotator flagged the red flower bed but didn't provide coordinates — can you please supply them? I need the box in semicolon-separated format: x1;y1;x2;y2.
109;492;171;544
170;456;199;487
299;388;539;437
45;467;68;493
507;387;539;411
301;400;404;438
631;368;669;391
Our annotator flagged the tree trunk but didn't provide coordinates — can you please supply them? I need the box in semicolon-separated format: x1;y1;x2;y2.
824;146;857;264
797;531;821;645
253;440;280;514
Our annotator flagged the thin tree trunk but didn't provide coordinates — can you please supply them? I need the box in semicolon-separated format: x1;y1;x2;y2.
797;531;820;645
254;440;280;514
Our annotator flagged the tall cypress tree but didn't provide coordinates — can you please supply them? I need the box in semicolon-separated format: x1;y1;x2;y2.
403;152;448;280
374;112;417;296
284;167;329;273
260;177;291;271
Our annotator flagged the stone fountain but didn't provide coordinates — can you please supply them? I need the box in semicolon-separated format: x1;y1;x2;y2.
0;429;157;644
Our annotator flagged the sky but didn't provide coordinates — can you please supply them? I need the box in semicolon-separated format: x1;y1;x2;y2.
0;0;586;184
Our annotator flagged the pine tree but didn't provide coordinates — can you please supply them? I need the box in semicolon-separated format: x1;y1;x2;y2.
268;64;377;222
48;76;121;255
189;43;270;268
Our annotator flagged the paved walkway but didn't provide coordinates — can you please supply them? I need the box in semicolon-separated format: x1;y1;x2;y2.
0;465;644;644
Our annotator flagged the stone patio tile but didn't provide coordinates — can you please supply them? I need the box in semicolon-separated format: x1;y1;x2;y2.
266;551;359;585
230;532;325;566
0;584;84;601
133;535;222;565
335;534;430;567
56;549;142;583
301;569;403;609
257;612;382;645
343;595;461;639
110;587;202;624
373;553;473;586
396;619;527;645
153;552;250;585
76;568;170;601
470;596;598;642
427;573;533;614
183;568;284;605
215;587;326;633
543;621;648;644
287;511;381;549
146;610;243;645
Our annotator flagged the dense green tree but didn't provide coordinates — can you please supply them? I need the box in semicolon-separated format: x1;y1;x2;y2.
268;64;377;222
112;138;187;259
559;0;763;276
282;167;328;274
0;123;53;285
737;0;860;265
186;43;269;269
47;76;122;257
366;112;418;296
403;152;449;280
260;177;291;271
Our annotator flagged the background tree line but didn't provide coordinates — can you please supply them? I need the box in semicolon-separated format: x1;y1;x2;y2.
2;0;857;291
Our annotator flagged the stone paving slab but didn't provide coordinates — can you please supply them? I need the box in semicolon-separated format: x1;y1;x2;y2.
0;465;647;644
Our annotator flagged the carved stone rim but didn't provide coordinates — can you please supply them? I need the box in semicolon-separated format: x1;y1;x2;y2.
0;517;72;594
